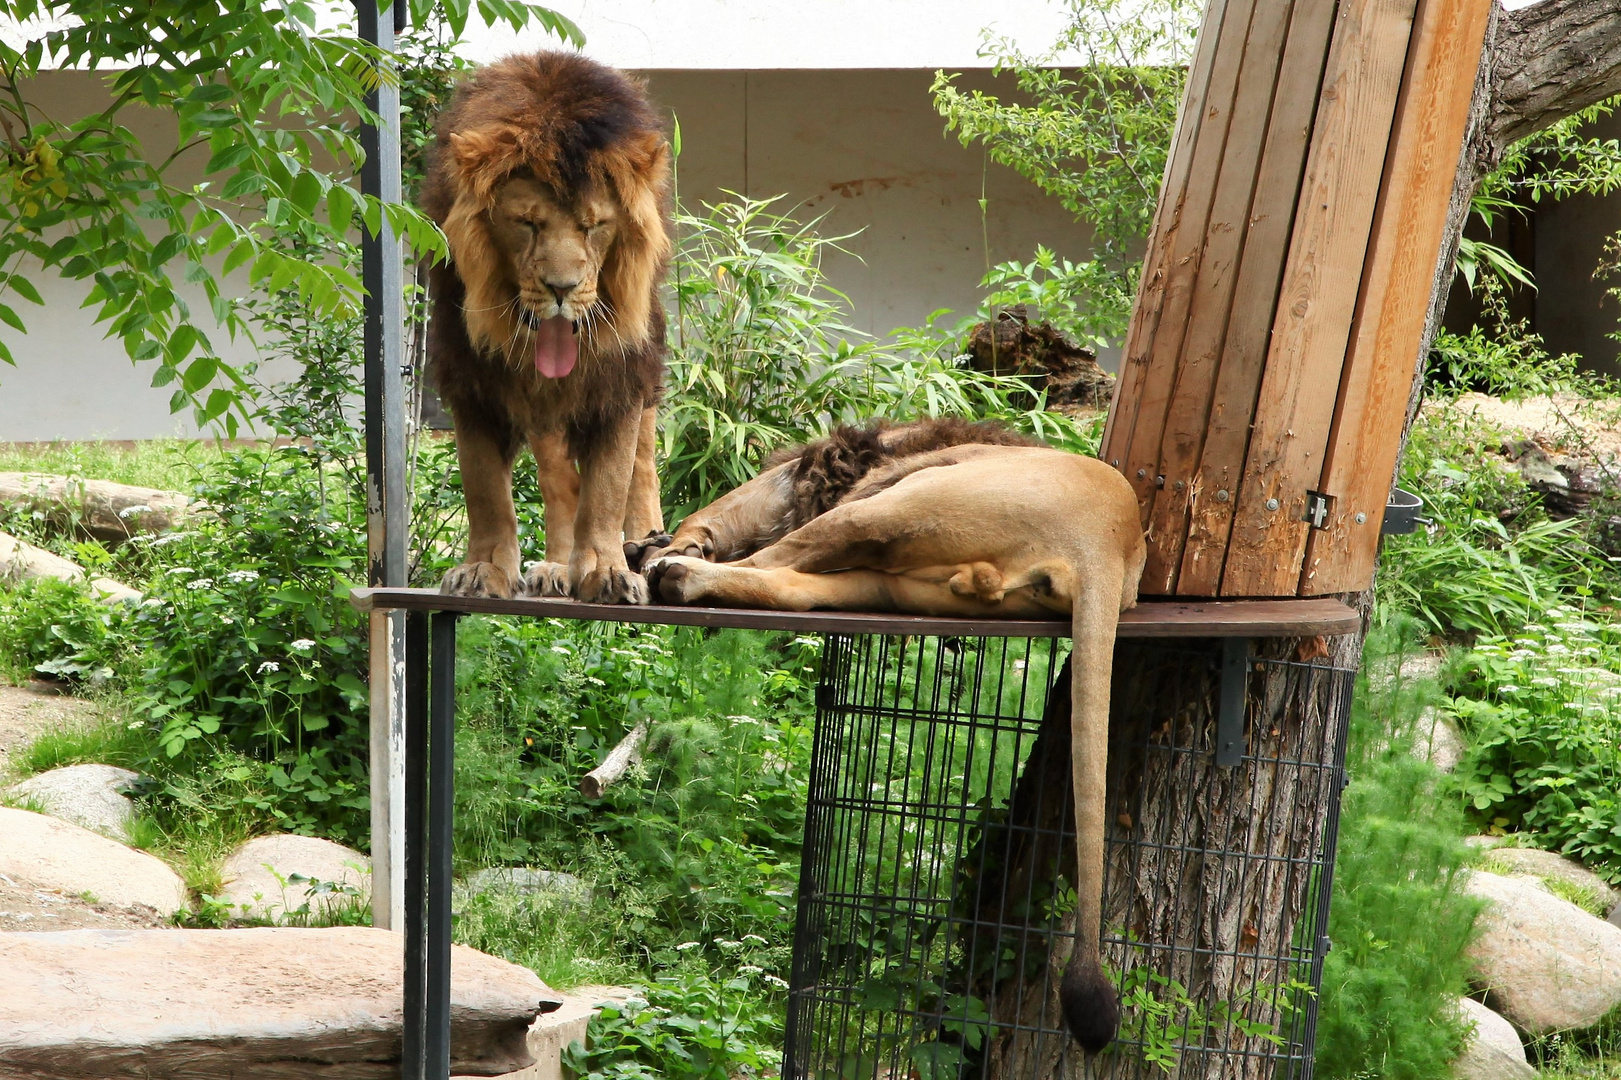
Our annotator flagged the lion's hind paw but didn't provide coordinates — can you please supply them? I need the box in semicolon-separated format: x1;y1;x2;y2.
577;565;650;605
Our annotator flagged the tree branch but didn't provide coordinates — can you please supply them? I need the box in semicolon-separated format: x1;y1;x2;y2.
1489;0;1621;150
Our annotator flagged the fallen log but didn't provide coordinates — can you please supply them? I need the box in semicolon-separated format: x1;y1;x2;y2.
0;473;188;543
0;531;141;604
579;719;648;799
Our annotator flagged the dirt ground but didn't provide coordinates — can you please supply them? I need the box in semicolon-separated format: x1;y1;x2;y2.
0;873;171;931
0;681;97;771
1446;391;1621;461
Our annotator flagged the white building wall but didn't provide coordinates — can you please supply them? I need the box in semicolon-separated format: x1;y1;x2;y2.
1;66;1095;441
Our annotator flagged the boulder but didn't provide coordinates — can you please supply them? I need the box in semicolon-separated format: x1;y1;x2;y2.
1481;847;1619;916
0;807;185;915
0;473;189;542
454;987;632;1080
465;867;590;904
1453;997;1533;1080
1466;869;1621;1033
1416;707;1464;773
0;927;558;1078
7;764;139;839
220;835;370;923
0;531;139;605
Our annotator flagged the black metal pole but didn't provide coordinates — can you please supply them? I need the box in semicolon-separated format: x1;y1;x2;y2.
358;0;409;931
427;612;459;1079
402;610;429;1080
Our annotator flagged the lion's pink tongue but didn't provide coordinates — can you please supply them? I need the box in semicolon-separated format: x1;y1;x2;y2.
532;316;578;379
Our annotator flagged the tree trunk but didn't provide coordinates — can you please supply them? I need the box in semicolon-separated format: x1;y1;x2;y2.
967;3;1621;1076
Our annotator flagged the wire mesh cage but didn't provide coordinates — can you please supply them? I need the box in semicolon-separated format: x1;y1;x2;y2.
785;633;1355;1080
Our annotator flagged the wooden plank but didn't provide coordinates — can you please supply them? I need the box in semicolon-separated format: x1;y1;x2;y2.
1102;0;1231;471
1105;0;1253;522
1299;0;1491;594
347;588;1363;639
1218;0;1419;596
1140;0;1301;593
1176;0;1342;595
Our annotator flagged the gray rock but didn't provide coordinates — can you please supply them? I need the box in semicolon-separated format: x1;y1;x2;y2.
465;867;591;903
219;835;370;923
1466;870;1621;1034
453;987;632;1080
1416;707;1465;774
7;764;138;839
1479;847;1618;916
0;807;185;915
1453;997;1533;1080
0;927;556;1078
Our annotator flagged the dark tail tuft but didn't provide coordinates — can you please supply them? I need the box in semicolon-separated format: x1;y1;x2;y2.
1060;959;1119;1055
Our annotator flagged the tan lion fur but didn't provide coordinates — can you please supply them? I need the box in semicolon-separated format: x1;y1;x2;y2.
639;419;1147;1054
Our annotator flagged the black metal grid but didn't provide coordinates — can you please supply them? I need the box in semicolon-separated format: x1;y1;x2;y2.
786;634;1354;1080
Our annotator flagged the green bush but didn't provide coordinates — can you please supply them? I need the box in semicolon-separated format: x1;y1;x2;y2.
0;576;129;685
1314;622;1483;1079
1449;608;1621;880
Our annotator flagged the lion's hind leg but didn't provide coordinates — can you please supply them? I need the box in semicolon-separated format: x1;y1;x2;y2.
647;555;1033;616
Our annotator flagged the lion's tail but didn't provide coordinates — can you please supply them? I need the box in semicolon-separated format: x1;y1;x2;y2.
1058;572;1124;1057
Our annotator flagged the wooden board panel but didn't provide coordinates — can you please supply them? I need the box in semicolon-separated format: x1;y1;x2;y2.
1140;0;1308;593
1218;0;1419;596
1104;0;1246;519
1299;0;1491;594
1175;0;1342;595
1101;0;1232;467
348;588;1364;639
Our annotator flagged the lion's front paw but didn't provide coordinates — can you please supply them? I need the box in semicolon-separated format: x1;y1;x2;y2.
645;555;712;605
441;561;516;599
577;564;651;605
522;561;571;597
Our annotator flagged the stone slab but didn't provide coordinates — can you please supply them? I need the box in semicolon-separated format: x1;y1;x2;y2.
8;764;138;839
455;987;632;1080
0;927;559;1078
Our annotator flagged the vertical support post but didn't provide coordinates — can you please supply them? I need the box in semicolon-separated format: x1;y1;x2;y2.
426;612;459;1080
1216;637;1250;766
358;0;409;931
402;610;429;1080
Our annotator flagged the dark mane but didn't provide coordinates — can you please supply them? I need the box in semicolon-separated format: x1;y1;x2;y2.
776;419;1042;531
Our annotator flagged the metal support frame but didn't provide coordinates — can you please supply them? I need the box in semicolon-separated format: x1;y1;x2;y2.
1216;636;1250;767
403;611;458;1080
358;0;409;931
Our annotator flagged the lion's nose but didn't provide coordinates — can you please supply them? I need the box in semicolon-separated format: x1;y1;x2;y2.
547;280;581;304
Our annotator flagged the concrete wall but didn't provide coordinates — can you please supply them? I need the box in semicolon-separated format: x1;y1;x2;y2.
1531;110;1621;375
0;67;1094;441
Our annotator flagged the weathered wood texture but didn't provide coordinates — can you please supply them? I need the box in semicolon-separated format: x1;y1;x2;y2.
1218;0;1419;595
1105;0;1241;516
348;587;1362;639
1299;0;1493;594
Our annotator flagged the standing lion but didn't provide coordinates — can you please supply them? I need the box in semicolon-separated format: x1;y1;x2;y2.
422;52;671;604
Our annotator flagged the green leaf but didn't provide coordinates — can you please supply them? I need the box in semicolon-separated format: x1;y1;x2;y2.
0;302;25;333
5;276;44;305
327;184;355;231
290;170;323;216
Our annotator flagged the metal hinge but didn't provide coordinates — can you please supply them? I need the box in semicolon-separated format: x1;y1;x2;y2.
1303;490;1333;530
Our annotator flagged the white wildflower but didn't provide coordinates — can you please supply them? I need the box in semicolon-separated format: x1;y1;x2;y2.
675;941;701;952
187;578;215;590
168;566;196;576
290;639;316;652
258;661;280;674
739;965;764;975
226;570;260;583
764;975;789;989
742;934;769;944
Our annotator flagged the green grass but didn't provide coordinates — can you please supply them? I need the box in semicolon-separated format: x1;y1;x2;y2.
453;888;638;990
0;439;223;491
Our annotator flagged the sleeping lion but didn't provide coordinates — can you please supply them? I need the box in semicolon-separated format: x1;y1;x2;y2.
423;52;671;604
633;419;1147;1055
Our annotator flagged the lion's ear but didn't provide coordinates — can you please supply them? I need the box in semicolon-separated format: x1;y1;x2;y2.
448;126;523;195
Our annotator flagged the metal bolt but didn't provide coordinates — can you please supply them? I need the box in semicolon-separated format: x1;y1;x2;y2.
1155;475;1166;488
1216;489;1230;503
1354;512;1367;524
1111;459;1120;468
1265;498;1280;511
1137;468;1146;479
1173;479;1185;491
